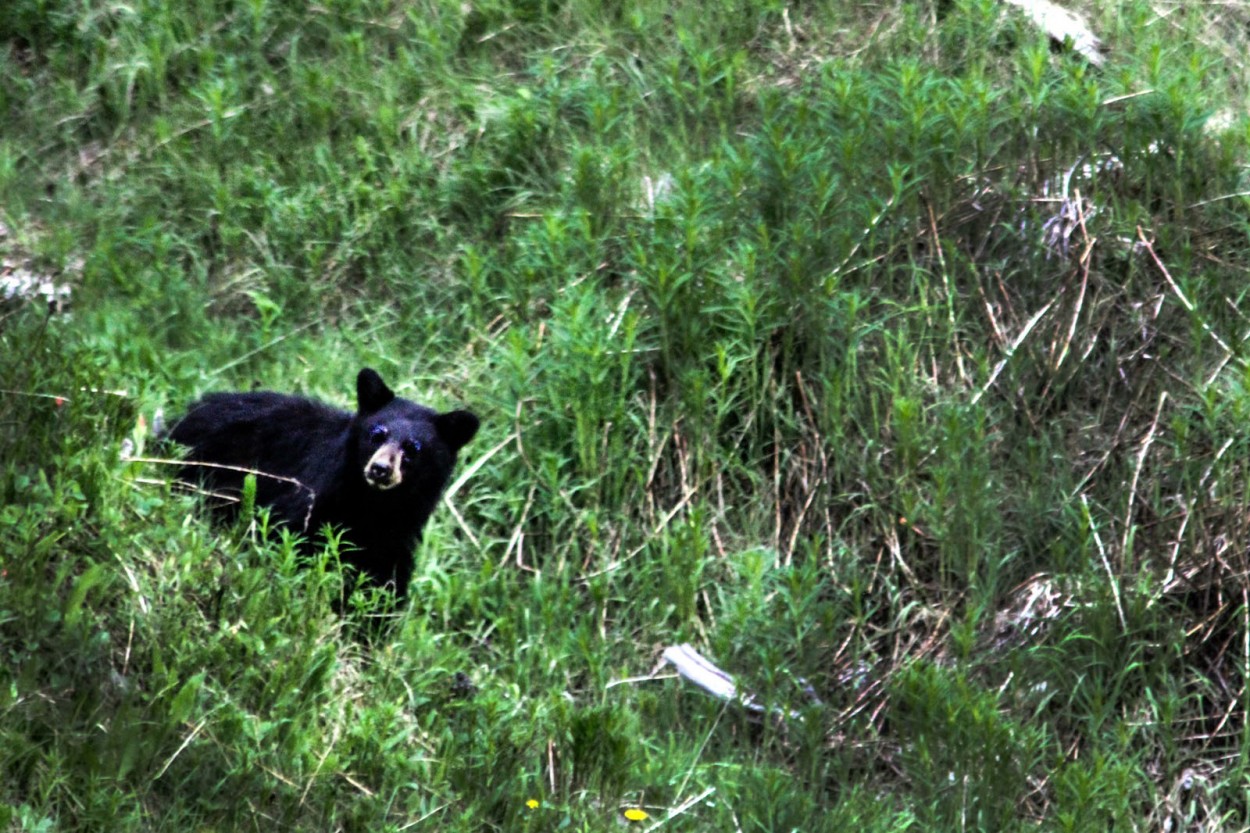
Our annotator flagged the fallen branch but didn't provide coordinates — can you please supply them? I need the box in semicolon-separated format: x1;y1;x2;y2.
128;455;317;532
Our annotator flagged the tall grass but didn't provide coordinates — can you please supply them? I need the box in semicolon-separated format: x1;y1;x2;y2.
4;0;1250;829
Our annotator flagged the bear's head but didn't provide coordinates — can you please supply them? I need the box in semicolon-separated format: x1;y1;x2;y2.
352;368;479;495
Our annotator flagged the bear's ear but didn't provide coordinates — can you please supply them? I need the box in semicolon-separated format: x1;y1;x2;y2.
356;368;395;414
435;410;480;452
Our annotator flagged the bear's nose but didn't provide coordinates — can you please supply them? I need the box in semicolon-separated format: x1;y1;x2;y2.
368;461;391;480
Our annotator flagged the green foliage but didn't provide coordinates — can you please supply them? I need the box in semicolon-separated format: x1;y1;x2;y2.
4;0;1250;829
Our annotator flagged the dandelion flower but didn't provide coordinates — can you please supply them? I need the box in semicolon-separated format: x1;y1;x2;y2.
623;808;649;822
526;799;540;810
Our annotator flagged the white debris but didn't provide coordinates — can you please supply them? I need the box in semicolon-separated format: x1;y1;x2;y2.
1;262;72;313
1003;0;1104;66
662;643;806;720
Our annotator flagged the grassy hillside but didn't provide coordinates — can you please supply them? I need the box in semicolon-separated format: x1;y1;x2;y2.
4;0;1250;829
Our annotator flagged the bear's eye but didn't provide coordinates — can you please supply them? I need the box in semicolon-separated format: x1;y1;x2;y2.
402;438;422;458
368;424;389;444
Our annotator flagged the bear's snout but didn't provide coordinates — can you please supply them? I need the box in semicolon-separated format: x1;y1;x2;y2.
364;446;404;490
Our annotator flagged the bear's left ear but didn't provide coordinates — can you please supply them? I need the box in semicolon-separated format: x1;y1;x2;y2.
435;410;480;452
356;368;396;414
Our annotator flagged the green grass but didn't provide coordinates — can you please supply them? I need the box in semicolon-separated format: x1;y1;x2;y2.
4;0;1250;829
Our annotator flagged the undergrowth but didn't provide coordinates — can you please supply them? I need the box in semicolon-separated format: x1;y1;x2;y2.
4;0;1250;829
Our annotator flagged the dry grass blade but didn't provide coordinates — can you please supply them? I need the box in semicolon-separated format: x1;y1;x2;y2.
971;297;1057;405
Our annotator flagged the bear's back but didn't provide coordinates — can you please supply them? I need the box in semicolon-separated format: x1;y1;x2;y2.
169;390;353;526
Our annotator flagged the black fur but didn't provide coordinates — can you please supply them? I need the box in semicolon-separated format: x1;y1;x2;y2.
168;368;479;600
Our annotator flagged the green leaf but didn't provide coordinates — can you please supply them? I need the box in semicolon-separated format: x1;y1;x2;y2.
168;672;205;726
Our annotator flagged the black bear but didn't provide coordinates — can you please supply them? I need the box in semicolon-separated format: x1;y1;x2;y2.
168;368;479;601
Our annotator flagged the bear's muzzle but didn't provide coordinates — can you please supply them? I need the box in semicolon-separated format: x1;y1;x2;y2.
364;446;404;490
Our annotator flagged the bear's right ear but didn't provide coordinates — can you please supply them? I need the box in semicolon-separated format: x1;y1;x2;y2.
356;368;395;414
435;409;480;452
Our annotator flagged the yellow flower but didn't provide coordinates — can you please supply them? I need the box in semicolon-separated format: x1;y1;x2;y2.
526;799;540;809
623;808;649;822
